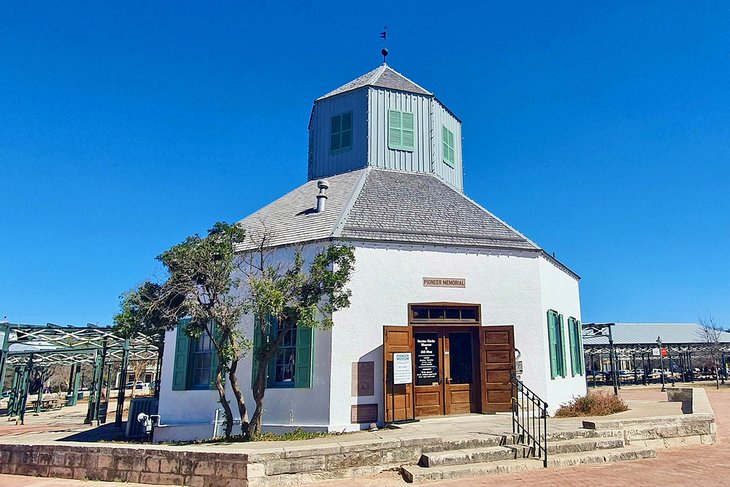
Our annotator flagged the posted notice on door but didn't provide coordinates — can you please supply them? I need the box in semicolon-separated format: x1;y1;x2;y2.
393;352;413;385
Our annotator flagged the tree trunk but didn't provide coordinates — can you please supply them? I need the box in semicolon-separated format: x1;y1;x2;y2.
228;358;249;437
249;360;268;434
214;364;234;437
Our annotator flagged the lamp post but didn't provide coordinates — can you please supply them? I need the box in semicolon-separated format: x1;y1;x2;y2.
657;336;666;392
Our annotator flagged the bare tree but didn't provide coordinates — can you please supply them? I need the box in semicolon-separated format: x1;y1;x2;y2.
698;314;724;389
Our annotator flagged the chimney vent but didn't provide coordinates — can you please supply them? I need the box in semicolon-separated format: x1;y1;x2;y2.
315;179;329;213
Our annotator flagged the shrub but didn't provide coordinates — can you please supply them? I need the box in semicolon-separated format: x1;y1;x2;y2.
554;391;629;417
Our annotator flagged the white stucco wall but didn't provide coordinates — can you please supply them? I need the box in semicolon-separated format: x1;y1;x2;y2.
538;255;587;412
155;241;584;441
329;243;575;430
155;243;335;442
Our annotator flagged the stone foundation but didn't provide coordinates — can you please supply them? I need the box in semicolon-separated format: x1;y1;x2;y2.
0;444;249;486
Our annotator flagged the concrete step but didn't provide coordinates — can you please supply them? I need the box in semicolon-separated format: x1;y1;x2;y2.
401;445;656;483
546;428;623;441
419;445;516;467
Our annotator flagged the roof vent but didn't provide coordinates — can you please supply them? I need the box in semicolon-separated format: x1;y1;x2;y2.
315;179;329;213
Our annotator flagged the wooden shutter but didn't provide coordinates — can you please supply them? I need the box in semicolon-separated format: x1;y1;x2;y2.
388;110;401;148
172;318;191;391
558;314;567;378
576;320;584;374
251;316;265;386
294;326;313;388
402;112;414;149
547;311;557;379
210;322;220;389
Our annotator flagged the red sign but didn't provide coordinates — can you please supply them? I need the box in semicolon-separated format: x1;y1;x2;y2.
661;348;668;357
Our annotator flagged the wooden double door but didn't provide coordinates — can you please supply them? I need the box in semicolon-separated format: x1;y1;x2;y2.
384;324;515;421
413;327;479;416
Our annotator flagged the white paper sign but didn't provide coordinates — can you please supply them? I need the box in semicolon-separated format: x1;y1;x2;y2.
652;348;660;357
393;352;413;385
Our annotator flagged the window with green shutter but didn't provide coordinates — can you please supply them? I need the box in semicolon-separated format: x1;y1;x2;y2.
251;315;313;389
547;310;567;379
330;112;353;154
388;110;415;151
172;319;218;391
568;317;584;376
442;126;455;167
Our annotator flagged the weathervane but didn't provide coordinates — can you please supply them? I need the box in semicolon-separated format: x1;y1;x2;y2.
380;25;388;64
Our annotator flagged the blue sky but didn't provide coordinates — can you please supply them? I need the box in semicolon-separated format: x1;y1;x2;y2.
1;1;728;326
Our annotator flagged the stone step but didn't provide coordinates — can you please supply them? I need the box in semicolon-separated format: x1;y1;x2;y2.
421;434;507;453
545;428;623;441
546;436;625;455
419;445;516;467
401;445;656;483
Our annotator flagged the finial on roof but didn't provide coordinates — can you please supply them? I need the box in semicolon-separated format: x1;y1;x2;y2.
380;25;388;64
381;48;389;64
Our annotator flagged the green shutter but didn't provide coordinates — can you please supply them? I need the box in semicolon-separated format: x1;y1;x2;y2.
547;311;557;379
402;112;414;149
558;314;567;378
251;316;265;386
210;322;220;389
576;320;584;374
294;326;313;388
389;110;402;148
172;318;191;391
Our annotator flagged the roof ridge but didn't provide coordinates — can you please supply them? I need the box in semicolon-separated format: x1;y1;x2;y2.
331;168;370;238
380;65;433;96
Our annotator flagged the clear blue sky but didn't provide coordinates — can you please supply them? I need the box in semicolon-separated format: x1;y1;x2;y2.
1;1;728;326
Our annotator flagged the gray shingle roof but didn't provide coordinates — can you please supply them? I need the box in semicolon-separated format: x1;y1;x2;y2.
583;323;730;346
236;168;540;253
318;64;433;100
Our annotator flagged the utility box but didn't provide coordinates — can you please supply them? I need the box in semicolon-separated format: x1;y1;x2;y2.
126;397;159;438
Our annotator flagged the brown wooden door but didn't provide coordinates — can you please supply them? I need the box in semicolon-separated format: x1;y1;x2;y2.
413;330;443;417
383;326;414;422
444;331;476;414
479;325;515;413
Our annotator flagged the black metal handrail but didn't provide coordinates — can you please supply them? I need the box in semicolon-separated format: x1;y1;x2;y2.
511;373;548;468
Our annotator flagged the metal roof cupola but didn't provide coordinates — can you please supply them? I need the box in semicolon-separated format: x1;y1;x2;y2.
307;63;463;192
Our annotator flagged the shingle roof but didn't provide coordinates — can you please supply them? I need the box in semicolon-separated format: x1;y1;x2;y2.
583;323;730;346
318;64;433;100
236;168;540;253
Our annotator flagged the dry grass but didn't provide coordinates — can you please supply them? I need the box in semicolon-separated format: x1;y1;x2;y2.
555;391;629;417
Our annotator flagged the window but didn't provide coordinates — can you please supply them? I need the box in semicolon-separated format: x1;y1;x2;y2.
442;126;455;167
251;315;313;389
568;317;584;376
171;319;218;391
190;332;214;388
388;110;414;151
330;112;353;153
547;310;567;379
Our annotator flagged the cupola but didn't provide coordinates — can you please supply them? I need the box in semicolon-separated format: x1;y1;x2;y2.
307;64;463;192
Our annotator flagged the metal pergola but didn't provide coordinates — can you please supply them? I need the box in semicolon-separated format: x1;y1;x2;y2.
582;322;730;393
0;322;161;426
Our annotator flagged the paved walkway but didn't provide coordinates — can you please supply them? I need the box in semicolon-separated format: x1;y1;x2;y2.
0;386;727;486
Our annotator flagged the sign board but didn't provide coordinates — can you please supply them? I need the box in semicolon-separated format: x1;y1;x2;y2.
652;348;660;357
393;353;412;385
423;277;466;288
661;347;668;357
415;333;439;386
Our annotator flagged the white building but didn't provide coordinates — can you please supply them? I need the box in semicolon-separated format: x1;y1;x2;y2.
155;63;586;441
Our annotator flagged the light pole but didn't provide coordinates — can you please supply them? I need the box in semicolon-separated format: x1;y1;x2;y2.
657;336;666;392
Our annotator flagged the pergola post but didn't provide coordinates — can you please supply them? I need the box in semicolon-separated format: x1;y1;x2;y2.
0;323;10;401
6;366;21;416
115;338;130;427
607;325;618;395
34;369;44;413
85;351;102;424
18;354;33;425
